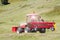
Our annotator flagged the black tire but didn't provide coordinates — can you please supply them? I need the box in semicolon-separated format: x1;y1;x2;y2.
31;28;37;32
50;27;55;31
39;28;46;33
17;28;23;34
31;29;36;32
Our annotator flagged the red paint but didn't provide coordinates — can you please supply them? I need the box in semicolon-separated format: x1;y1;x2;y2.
12;27;18;32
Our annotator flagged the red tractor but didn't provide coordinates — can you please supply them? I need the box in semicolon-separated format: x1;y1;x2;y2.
12;13;56;33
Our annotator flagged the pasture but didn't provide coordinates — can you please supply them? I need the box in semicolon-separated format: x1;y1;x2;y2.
0;0;60;40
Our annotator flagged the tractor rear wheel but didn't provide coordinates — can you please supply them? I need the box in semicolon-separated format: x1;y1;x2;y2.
39;28;46;33
31;28;37;32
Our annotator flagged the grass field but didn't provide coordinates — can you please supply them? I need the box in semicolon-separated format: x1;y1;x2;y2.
0;0;60;40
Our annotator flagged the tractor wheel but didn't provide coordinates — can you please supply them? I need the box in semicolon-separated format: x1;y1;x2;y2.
24;27;30;33
50;27;55;31
17;28;23;34
31;28;37;32
31;29;37;32
39;28;46;33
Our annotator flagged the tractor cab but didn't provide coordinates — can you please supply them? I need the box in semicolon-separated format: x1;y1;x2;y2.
26;13;42;23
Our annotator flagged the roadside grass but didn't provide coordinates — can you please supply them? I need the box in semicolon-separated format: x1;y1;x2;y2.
0;0;60;40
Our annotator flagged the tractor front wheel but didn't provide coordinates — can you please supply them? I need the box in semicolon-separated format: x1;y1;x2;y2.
17;28;24;34
24;27;30;33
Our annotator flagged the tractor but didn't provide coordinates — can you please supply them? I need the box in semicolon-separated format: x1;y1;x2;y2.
12;13;56;33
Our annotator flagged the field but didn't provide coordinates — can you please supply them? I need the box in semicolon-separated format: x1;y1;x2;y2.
0;0;60;40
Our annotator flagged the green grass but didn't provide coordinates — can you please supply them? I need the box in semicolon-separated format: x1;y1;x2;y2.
40;5;60;23
0;32;60;40
0;0;60;40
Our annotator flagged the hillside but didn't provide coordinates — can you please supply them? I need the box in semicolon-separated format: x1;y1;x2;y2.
40;5;60;23
0;0;60;23
0;0;60;40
